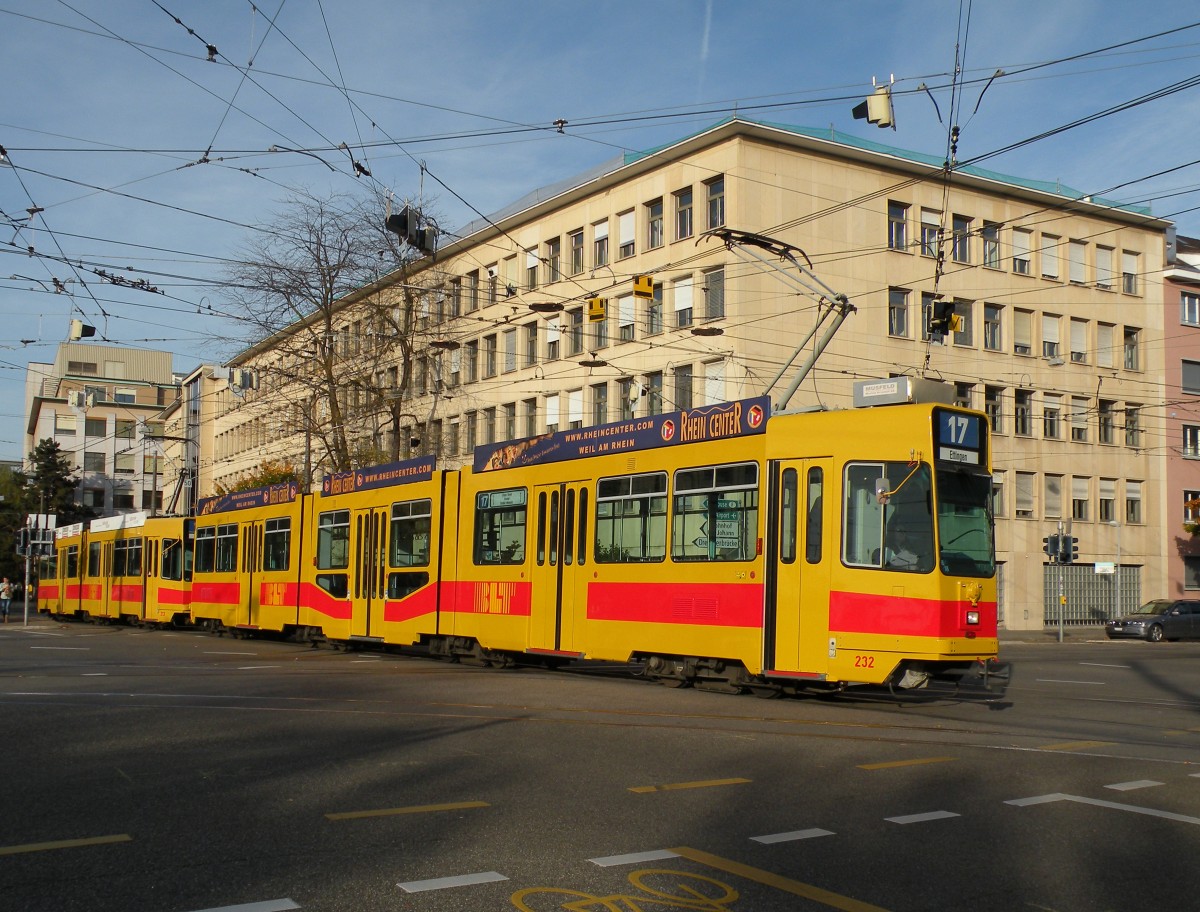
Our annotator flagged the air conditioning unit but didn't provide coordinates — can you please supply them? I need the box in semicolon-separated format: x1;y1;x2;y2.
67;391;85;408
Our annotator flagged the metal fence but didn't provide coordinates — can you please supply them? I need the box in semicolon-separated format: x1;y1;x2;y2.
1042;562;1141;627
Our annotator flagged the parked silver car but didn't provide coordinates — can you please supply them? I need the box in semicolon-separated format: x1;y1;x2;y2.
1105;599;1200;642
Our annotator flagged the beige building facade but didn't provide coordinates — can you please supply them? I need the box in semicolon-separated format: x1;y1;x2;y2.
215;117;1172;630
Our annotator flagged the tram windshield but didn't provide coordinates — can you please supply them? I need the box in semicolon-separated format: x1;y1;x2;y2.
935;467;995;578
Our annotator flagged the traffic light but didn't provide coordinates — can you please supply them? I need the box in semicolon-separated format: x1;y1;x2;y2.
1042;533;1060;562
928;297;962;338
385;207;437;257
1059;534;1079;564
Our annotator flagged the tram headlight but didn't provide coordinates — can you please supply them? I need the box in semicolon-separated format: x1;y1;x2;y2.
965;610;980;626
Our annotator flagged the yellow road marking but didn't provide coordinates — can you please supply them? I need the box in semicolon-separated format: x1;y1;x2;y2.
629;777;751;794
326;800;489;821
1038;740;1112;751
857;757;955;770
0;834;131;856
671;846;893;912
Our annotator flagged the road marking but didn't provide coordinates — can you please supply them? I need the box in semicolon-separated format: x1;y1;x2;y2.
857;757;954;770
30;646;89;650
184;901;300;912
204;651;257;656
237;665;281;670
629;777;750;793
589;849;680;867
0;833;131;856
398;871;507;893
670;846;893;912
751;828;835;844
1035;678;1104;685
1038;740;1112;751
326;800;488;821
1105;780;1163;791
1007;793;1200;825
82;673;107;676
1080;662;1129;668
884;810;960;825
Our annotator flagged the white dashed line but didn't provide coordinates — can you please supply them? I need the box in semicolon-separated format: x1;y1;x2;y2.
398;871;508;893
885;810;960;825
589;849;680;867
751;828;835;844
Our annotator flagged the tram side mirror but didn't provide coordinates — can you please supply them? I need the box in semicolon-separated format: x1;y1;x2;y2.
875;478;891;505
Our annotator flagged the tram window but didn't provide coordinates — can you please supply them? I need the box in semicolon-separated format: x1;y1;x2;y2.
262;517;291;571
936;468;995;578
563;490;575;565
87;541;103;577
65;545;79;579
388;571;430;599
317;510;350;570
806;467;824;564
843;461;934;572
577;488;588;565
194;527;215;573
316;573;348;599
671;463;759;562
215;524;238;573
536;492;547;565
595;471;667;562
123;538;143;577
162;538;183;581
112;540;128;577
390;499;431;568
780;469;798;564
474;488;527;565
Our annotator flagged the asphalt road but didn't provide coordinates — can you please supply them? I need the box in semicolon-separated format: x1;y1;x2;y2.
3;618;1199;912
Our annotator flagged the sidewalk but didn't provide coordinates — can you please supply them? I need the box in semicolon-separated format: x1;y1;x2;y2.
999;625;1107;643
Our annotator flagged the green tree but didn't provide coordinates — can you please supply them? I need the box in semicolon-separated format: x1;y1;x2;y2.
215;459;299;495
17;438;93;528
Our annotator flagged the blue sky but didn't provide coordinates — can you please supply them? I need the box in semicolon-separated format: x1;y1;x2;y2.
3;0;1200;464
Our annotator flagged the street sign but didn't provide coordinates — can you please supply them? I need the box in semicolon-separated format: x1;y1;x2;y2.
1094;562;1116;574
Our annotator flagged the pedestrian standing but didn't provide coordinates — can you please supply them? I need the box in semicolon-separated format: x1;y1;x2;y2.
0;577;11;623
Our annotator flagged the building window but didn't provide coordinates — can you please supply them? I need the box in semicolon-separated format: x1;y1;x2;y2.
1072;476;1090;521
1096;246;1114;290
1015;471;1035;518
953;299;973;347
1099;478;1116;522
1182;360;1200;396
465;411;477;450
674;276;693;329
525;248;538;291
85;417;105;437
954;382;973;409
1069;240;1086;284
113;492;135;510
592;304;609;350
1042;314;1060;359
646;198;664;250
1186;490;1200;523
593;220;609;268
486;265;498;305
1184;424;1200;457
83;488;104;508
1126;480;1142;524
1069;318;1088;364
1098;400;1116;445
647;283;664;335
116;419;136;439
503;403;516;442
952;214;971;263
568;229;584;276
985;386;1003;433
704;360;725;404
142;489;163;512
1125;405;1141;448
83;451;105;472
703;267;724;321
546;318;560;361
675;187;693;240
983;303;1002;351
525;322;538;368
523;398;537;438
1122;250;1139;294
1040;234;1060;279
887;201;908;251
115;453;136;475
992;471;1005;518
982;222;1000;268
920;208;940;257
561;308;579;356
705;176;725;229
1013;309;1032;355
618;295;635;342
503;328;517;373
617;210;635;259
55;413;77;436
591;382;608;426
465;340;479;383
1096;322;1115;368
888;288;909;338
483;407;496;444
143;455;163;475
1043;395;1061;440
1015;389;1033;437
920;292;938;342
1044;474;1062;519
544;395;559;434
1123;327;1141;370
467;270;479;312
674;364;693;411
647;372;663;415
567;391;583;431
483;334;497;378
1012;228;1032;275
545;237;561;283
1071;396;1089;442
1183;292;1200;327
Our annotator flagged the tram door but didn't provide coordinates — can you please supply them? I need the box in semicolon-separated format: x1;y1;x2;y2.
242;521;260;627
530;482;589;652
768;459;833;675
350;506;389;639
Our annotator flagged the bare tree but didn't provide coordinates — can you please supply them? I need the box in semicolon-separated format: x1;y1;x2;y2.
221;190;440;477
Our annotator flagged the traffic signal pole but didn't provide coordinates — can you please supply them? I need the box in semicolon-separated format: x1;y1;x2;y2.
1057;520;1065;643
